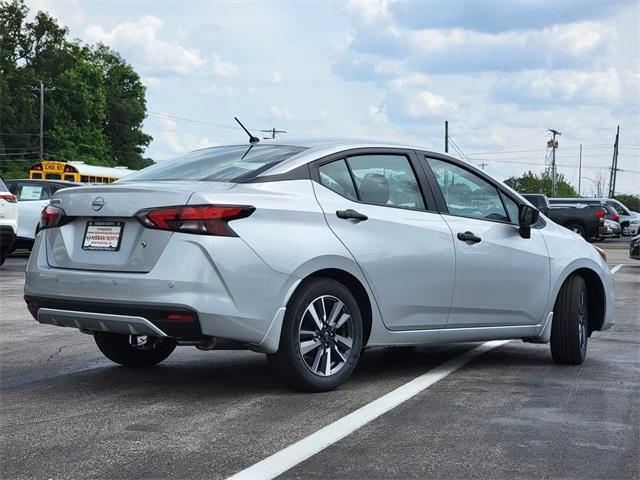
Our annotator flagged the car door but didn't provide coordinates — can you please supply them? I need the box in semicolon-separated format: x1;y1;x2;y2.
14;181;51;239
312;150;455;331
422;156;550;328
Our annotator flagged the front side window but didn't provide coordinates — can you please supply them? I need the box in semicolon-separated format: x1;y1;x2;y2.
427;158;509;222
347;155;425;209
120;145;306;183
501;192;520;224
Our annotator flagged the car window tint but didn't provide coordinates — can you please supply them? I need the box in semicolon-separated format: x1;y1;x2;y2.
428;158;508;222
120;145;306;183
319;159;357;200
346;155;425;209
501;192;519;224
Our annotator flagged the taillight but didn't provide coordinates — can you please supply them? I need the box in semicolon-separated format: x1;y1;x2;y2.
0;194;17;203
611;213;619;222
39;205;71;230
595;210;605;220
135;204;254;236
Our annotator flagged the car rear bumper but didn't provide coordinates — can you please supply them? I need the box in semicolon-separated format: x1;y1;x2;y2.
24;231;300;352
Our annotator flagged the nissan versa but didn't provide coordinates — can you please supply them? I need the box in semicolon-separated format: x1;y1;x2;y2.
24;140;615;391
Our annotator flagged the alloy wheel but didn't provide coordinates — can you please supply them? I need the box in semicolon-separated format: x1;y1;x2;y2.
297;295;354;377
577;288;587;351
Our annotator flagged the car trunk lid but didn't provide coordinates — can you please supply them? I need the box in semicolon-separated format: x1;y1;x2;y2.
45;181;235;272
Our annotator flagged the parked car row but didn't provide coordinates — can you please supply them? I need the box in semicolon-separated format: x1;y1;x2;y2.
523;193;639;242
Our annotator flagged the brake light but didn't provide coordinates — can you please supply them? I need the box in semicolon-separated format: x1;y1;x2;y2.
611;213;619;222
135;204;254;236
0;194;17;203
39;205;70;230
595;210;605;219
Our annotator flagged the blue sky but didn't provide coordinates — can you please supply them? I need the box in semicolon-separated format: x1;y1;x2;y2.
29;0;640;195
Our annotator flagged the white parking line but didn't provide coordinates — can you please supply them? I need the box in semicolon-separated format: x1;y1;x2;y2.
227;339;510;480
611;264;625;275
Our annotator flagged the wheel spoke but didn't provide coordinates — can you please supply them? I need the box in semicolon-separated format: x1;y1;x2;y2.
321;297;327;322
335;334;353;349
334;312;350;330
300;329;317;336
327;300;344;326
300;339;322;355
311;347;323;372
332;343;347;362
306;303;323;330
324;347;332;376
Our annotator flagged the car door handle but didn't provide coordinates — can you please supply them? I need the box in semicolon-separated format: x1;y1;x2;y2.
457;231;481;243
336;209;368;222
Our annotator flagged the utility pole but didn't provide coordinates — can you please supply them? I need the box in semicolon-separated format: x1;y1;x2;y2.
260;128;287;140
547;129;561;196
578;143;582;197
608;125;620;198
31;81;55;163
479;162;488;170
444;120;449;153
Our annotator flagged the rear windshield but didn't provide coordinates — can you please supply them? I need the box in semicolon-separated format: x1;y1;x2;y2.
119;145;306;183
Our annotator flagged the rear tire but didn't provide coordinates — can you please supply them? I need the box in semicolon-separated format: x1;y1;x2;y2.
566;223;586;239
550;275;588;364
0;249;7;266
94;332;176;367
267;277;363;392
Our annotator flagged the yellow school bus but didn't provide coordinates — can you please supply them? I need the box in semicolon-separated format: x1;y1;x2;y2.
29;160;134;183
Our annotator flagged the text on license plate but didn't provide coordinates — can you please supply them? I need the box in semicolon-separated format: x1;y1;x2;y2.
82;221;124;251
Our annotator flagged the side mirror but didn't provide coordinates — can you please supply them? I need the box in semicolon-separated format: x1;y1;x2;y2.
518;204;540;239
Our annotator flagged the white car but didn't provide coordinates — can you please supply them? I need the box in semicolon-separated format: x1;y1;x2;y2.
0;176;18;265
5;179;81;250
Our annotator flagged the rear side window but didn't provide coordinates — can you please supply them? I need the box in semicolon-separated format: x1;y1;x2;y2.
0;177;7;191
319;160;357;200
120;145;306;183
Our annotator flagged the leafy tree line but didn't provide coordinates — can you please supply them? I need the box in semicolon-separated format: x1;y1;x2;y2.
0;0;152;178
504;170;577;198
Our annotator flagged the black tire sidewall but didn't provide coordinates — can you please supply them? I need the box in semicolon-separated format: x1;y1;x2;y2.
94;332;176;367
551;275;588;364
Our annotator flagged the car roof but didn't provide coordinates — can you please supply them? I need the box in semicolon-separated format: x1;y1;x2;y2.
212;138;440;176
6;179;82;186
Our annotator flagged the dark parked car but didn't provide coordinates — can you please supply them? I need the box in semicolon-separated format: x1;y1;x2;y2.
523;194;604;241
630;235;640;260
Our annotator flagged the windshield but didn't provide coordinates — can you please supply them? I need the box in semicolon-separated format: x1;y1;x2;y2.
119;145;306;183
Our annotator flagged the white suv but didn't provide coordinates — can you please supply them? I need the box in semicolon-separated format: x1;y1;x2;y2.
0;176;18;265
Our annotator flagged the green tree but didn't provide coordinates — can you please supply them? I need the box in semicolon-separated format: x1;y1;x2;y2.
504;170;578;198
613;194;640;212
0;0;152;178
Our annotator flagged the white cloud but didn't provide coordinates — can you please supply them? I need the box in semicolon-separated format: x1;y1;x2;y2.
271;72;284;84
493;68;624;105
85;16;206;75
211;53;239;77
269;106;297;121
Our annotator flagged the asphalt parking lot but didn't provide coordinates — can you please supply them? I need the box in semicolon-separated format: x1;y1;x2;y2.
1;242;638;479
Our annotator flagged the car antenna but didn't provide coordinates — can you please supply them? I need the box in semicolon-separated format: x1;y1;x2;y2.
234;117;260;144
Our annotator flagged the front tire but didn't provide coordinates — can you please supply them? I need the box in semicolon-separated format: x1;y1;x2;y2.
267;278;363;392
94;332;176;367
550;275;588;364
